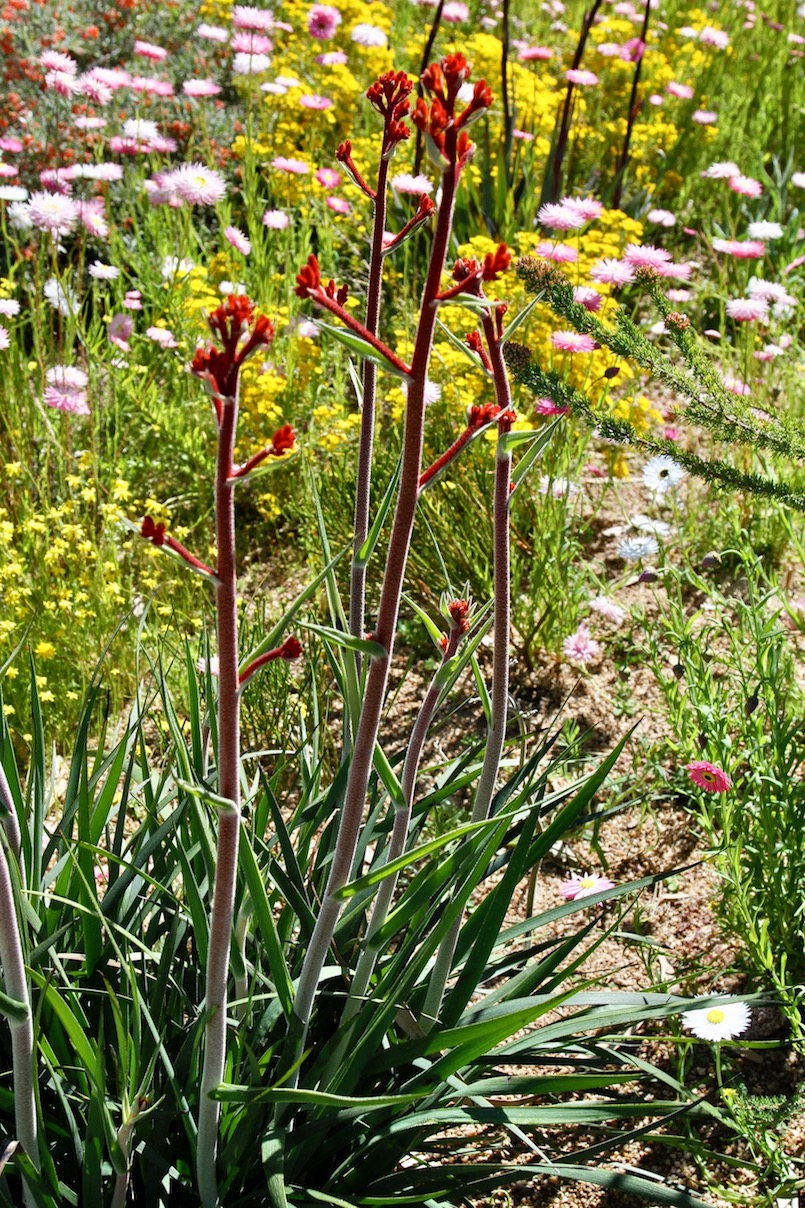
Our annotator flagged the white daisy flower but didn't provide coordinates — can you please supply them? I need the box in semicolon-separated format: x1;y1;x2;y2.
642;454;687;495
617;535;659;561
681;1001;751;1041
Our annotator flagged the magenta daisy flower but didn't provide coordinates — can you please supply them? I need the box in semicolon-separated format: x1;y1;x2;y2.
535;397;570;416
134;39;168;60
44;366;89;415
183;79;222;98
108;313;133;352
538;202;586;230
262;208;290;229
315;167;342;188
326;196;350;214
667;81;694;98
573;286;602;312
536;242;579;263
232;5;276;29
224;225;251;254
272;157;309;174
552;331;598;353
623;243;673;270
300;94;332;109
712;238;766;259
307;4;341;38
560;872;615;901
686;761;731;792
519;45;553;60
0;326;9;351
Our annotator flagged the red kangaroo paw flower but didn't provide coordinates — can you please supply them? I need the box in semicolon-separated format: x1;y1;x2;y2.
141;515;166;545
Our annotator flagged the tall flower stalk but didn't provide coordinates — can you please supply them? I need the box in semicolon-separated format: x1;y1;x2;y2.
139;297;296;1207
291;54;493;1061
421;261;516;1029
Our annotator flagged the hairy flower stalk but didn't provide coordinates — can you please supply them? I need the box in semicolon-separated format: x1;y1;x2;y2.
291;55;492;1063
349;73;415;660
0;837;37;1206
421;265;515;1031
154;296;283;1207
342;601;470;1023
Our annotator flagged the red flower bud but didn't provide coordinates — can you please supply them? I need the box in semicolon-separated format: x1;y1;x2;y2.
141;515;166;545
279;635;303;660
271;423;295;455
482;243;510;281
296;254;321;299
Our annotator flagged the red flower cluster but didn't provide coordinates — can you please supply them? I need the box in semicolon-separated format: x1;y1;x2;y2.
412;54;492;166
271;424;296;455
295;254;348;305
191;295;275;411
446;598;471;633
366;70;413;155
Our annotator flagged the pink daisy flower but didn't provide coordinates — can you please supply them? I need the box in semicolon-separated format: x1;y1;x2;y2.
224;225;251;255
566;68;599;85
589;595;626;625
233;52;271;74
701;161;741;179
262;208;290;229
307;4;341;38
648;208;676;227
0;326;9;351
590;257;635;285
667;81;694;98
573;286;602;312
535;397;570;415
183;79;222;98
693;110;717;124
538;202;586;230
623;243;673;269
171;164;227;205
27;191;79;236
519;45;553;60
44;366;89;415
0;137;23;152
300;94;332;109
699;25;729;48
442;0;469;19
712;238;766;259
231;31;272;53
197;23;229;41
563;623;601;664
729;175;763;197
316;167;342;188
108;313;133;352
316;50;348;65
726;297;769;322
272;157;309;174
722;375;751;395
552;331;598;353
78;198;109;238
232;5;276;29
564;196;604;222
560;872;615;900
686;761;731;792
326;196;350;214
536;242;579;263
124;290;142;311
351;23;388;46
146;326;178;348
134;39;168;61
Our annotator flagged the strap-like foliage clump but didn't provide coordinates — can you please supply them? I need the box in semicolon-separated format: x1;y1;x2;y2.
508;257;805;511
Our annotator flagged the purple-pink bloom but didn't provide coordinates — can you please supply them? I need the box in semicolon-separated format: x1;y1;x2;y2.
519;45;553;60
316;50;348;65
729;174;763;197
686;761;731;792
300;94;333;109
535;396;570;415
442;0;469;19
693;109;717;124
231;31;272;53
233;5;276;29
573;286;603;311
538;202;586;230
170;164;227;205
326;196;350;214
78;198;109;238
262;208;290;229
561;872;615;900
134;39;168;60
667;80;694;98
224;225;251;254
712;238;766;259
183;78;222;98
552;331;598;353
124;290;142;311
108;313;134;351
563;623;602;664
723;374;751;395
590;257;635;285
315;167;342;188
146;326;178;348
623;243;673;269
307;4;341;38
566;68;598;85
44;366;89;415
272;157;309;174
536;241;579;263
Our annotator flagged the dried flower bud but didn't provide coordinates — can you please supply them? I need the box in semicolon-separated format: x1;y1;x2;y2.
604;366;620;379
672;663;685;679
666;311;690;330
516;255;569;294
745;693;759;716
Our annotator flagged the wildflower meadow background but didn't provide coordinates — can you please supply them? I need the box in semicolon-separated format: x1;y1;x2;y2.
1;0;805;1203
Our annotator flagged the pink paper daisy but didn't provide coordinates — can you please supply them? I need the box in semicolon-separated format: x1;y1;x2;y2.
535;397;570;415
573;286;603;312
590;257;635;285
300;94;333;110
183;79;222;98
326;196;350;214
316;167;342;188
712;238;766;259
685;761;731;792
146;326;178;348
552;331;598;353
262;208;290;229
224;225;251;255
272;157;309;174
563;624;602;664
623;243;673;269
519;45;553;60
307;4;341;38
729;175;763;197
566;68;599;85
726;297;769;322
560;872;615;900
667;81;694;98
538;202;586;230
27;191;79;236
232;5;276;29
108;313;134;352
134;39;168;61
171;164;227;205
536;242;579;263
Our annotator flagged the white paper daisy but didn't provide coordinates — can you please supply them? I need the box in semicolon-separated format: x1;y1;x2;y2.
681;1001;751;1041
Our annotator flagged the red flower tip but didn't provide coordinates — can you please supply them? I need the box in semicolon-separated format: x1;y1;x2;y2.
335;140;352;163
456;78;493;128
271;423;296;455
482;243;510;281
468;402;502;429
366;69;413;118
296;253;321;298
208;294;254;339
141;515;166;546
279;635;303;660
417;194;435;218
447;598;471;633
466;331;484;354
